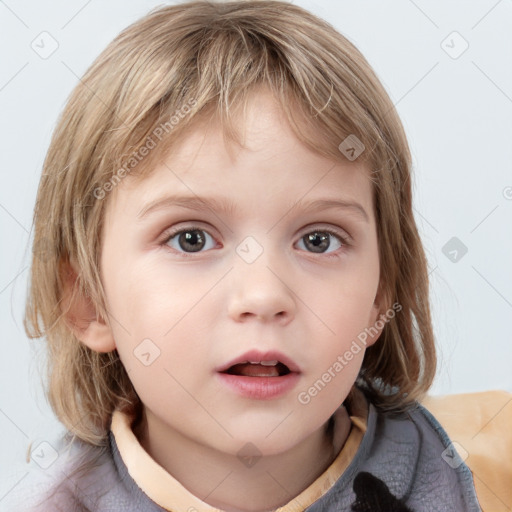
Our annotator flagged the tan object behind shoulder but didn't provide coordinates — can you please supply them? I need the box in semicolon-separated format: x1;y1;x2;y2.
423;390;512;512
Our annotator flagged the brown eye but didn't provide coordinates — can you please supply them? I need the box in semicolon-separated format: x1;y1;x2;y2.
297;231;343;254
178;230;205;252
166;228;215;253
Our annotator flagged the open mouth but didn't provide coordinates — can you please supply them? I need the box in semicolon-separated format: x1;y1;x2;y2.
216;353;300;399
222;361;291;378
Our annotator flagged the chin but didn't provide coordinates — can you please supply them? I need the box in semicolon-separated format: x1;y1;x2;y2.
225;424;315;457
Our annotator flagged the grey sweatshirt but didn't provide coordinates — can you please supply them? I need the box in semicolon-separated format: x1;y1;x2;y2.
2;401;481;511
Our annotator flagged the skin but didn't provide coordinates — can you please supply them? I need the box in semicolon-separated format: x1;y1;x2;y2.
76;90;383;511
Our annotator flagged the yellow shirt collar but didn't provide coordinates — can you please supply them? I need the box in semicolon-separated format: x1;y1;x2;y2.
111;388;368;511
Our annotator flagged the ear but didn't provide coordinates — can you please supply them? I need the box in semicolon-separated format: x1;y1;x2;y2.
59;259;116;353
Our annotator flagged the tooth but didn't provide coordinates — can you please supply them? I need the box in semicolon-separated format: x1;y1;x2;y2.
260;360;278;366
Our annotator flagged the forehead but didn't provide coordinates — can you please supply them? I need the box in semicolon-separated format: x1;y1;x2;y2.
105;91;374;224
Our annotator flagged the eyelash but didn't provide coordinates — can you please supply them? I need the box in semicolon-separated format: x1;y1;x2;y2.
159;225;351;259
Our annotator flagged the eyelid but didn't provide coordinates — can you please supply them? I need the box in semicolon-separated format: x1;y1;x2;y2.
160;224;217;245
161;223;351;242
297;224;353;245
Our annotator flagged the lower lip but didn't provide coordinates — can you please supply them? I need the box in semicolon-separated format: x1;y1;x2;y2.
216;372;301;400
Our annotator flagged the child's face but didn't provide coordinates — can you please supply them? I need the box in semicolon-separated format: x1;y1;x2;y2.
100;90;381;455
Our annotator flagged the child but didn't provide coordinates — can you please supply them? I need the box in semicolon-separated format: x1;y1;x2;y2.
13;1;482;510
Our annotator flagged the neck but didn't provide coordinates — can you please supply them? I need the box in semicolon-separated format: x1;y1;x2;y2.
136;408;350;512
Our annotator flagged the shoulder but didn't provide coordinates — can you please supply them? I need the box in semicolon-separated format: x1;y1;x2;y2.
2;431;166;512
1;434;116;511
314;390;482;511
324;393;482;511
422;390;512;512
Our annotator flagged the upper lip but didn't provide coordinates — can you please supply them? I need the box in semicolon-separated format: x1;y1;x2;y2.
216;349;301;373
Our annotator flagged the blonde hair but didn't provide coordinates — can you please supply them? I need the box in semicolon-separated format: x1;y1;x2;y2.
25;0;435;445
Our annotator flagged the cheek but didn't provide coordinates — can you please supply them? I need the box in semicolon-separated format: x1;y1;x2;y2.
307;258;380;373
319;263;379;329
105;260;222;372
105;256;201;331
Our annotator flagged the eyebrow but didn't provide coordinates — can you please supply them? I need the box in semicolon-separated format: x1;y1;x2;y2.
137;194;369;223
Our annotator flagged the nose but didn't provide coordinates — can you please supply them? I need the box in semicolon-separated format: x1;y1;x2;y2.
227;252;296;325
